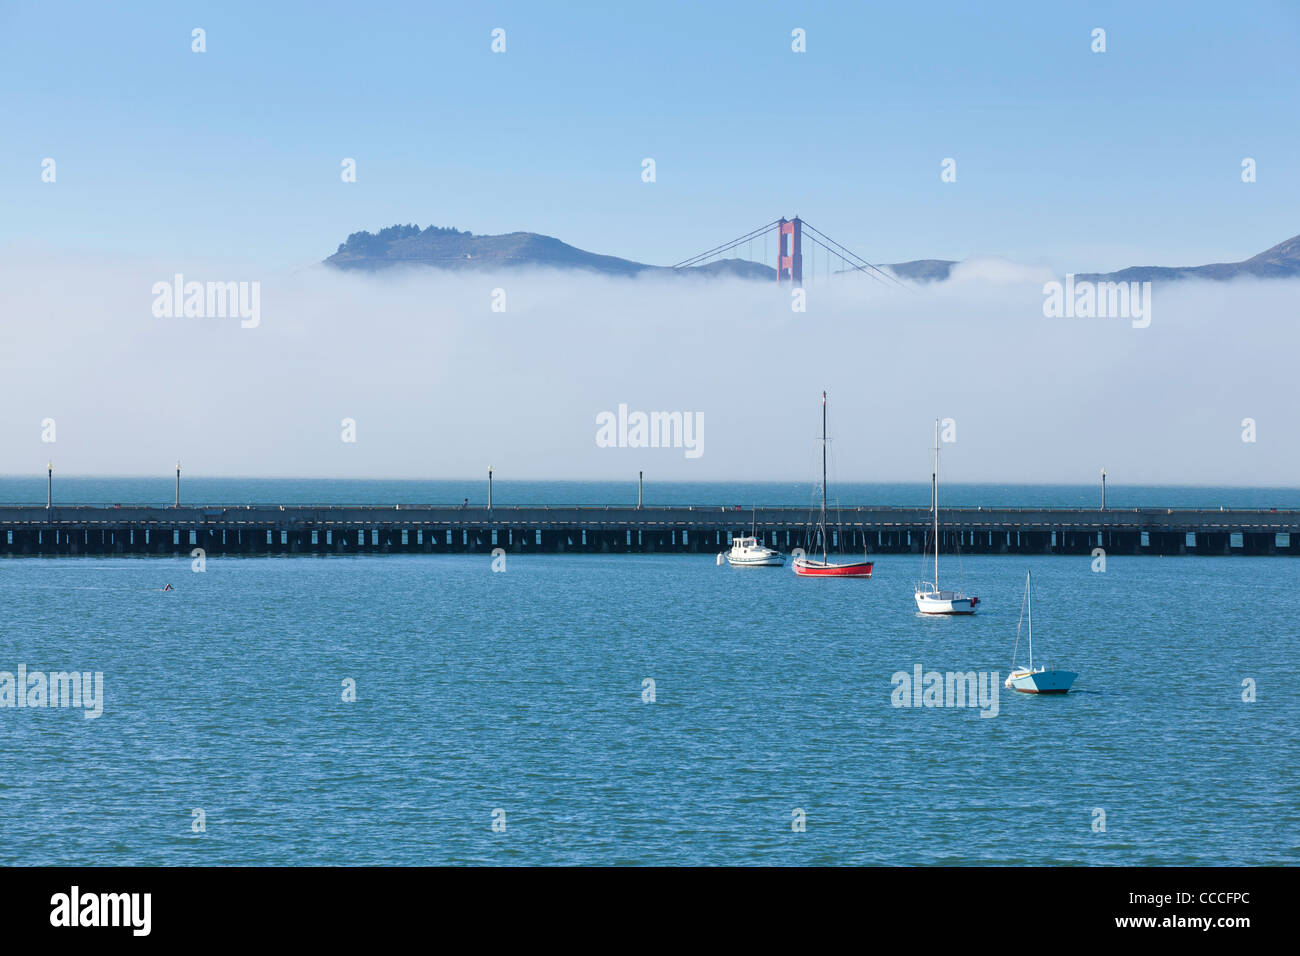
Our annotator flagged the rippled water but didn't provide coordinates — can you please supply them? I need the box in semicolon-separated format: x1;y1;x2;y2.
0;550;1295;865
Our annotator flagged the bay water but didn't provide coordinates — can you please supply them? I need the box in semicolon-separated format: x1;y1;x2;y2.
0;479;1295;865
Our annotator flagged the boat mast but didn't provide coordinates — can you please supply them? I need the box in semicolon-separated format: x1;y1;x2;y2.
821;391;828;563
1027;570;1033;669
932;418;940;588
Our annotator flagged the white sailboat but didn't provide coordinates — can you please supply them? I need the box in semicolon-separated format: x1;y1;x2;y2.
1005;570;1076;694
914;420;978;614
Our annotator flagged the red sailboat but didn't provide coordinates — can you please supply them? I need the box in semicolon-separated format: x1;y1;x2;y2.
793;392;874;578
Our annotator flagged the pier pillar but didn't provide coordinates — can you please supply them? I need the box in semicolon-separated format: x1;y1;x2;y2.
1147;531;1185;555
1242;532;1274;556
1196;532;1230;556
1063;531;1095;554
1015;531;1051;554
1104;530;1141;555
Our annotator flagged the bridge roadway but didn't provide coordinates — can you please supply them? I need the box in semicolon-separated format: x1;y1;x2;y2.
0;504;1296;556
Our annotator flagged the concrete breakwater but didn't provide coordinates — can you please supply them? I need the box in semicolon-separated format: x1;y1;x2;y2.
1;504;1296;556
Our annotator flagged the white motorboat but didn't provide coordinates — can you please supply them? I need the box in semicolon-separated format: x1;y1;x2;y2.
726;535;784;567
914;419;978;614
1005;570;1076;694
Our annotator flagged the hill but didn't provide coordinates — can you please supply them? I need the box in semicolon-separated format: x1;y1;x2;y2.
1078;233;1300;282
325;224;1300;283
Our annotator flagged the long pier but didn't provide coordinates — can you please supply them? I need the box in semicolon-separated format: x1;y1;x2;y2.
1;504;1296;556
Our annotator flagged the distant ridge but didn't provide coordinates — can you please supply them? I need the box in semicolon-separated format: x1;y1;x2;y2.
324;224;1300;283
324;223;946;281
325;224;649;275
1077;233;1300;282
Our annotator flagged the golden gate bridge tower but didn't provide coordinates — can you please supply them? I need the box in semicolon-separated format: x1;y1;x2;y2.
671;216;900;287
777;216;803;284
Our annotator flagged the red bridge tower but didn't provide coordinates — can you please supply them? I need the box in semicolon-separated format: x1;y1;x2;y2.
777;217;803;284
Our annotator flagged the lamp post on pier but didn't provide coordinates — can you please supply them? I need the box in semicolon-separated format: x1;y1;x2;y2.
175;461;181;508
1101;467;1107;511
488;466;493;512
47;462;52;509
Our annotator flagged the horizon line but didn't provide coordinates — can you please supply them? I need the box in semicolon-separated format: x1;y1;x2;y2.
4;473;1299;492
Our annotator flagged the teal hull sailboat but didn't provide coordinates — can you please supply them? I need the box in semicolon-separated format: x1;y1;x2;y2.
1005;570;1076;694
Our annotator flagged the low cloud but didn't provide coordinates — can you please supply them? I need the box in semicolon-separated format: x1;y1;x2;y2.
0;251;1295;487
948;257;1056;285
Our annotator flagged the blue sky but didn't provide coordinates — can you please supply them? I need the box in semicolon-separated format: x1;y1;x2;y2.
3;0;1298;271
